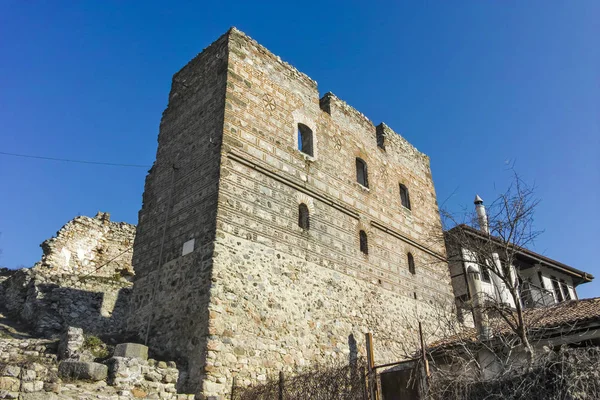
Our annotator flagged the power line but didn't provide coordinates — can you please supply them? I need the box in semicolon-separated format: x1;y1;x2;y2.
0;151;150;168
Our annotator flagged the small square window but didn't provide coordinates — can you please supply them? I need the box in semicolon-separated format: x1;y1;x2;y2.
298;124;314;157
356;158;368;188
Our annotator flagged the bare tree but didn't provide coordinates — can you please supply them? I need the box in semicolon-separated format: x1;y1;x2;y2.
441;172;544;368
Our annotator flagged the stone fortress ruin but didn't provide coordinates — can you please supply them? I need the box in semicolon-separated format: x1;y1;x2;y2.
0;27;460;400
126;27;454;398
0;26;596;400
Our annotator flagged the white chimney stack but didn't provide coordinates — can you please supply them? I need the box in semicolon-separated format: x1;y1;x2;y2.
474;195;489;234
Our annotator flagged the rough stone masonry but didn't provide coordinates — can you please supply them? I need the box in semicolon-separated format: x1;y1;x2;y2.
1;212;135;337
127;27;455;399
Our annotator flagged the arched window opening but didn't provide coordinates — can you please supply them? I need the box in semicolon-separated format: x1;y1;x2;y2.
408;252;416;275
359;230;368;255
356;158;368;187
400;184;411;210
297;123;314;157
298;203;310;230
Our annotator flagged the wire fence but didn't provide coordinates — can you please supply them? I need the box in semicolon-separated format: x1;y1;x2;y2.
231;358;369;400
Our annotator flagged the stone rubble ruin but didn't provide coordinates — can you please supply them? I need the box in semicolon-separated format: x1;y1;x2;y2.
0;212;136;337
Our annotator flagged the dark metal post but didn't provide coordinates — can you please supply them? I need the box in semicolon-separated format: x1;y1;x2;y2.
278;371;284;400
361;366;368;400
230;376;236;400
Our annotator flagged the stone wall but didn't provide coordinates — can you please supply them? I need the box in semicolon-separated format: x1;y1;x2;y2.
4;271;131;337
127;31;229;394
128;27;456;399
0;335;195;399
1;213;135;337
34;212;135;278
204;28;453;398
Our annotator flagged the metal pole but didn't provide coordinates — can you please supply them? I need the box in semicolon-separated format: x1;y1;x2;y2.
230;376;236;400
361;366;368;400
278;371;284;400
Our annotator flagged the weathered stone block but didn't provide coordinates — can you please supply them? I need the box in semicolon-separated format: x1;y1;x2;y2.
0;391;19;399
20;368;37;382
43;381;60;393
58;361;108;381
0;365;20;377
0;377;20;392
58;326;85;361
20;393;59;400
114;343;148;360
21;381;44;393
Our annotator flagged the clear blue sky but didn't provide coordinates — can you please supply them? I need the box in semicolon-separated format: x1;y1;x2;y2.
1;1;598;297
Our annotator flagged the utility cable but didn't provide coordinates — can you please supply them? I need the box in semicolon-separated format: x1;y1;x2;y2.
0;151;150;168
74;244;135;282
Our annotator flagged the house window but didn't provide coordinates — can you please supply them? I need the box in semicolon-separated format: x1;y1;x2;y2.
297;123;314;157
560;279;571;300
400;184;411;210
356;158;368;188
359;230;368;255
551;276;564;302
537;271;545;289
407;252;416;275
298;203;310;230
480;265;491;283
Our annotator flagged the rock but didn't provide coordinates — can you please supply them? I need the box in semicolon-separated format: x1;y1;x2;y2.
20;369;37;382
131;387;148;398
57;326;89;361
43;382;61;393
21;381;44;393
144;371;162;382
0;377;20;391
58;361;108;381
113;343;148;360
0;365;20;378
203;380;223;393
20;393;59;400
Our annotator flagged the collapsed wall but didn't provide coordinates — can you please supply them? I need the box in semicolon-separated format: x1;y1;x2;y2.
0;329;195;399
1;212;136;337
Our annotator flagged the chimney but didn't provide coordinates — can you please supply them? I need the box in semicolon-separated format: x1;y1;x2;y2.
474;195;489;234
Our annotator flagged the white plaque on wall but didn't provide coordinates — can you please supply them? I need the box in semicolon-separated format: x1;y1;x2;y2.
182;239;195;256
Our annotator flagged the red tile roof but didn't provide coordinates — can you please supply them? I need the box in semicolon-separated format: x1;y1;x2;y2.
430;297;600;350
